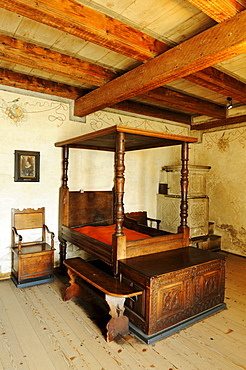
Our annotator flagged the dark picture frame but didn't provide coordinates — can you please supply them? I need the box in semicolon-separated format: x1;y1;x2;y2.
14;150;40;182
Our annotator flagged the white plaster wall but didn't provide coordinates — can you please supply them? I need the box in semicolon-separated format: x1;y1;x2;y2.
0;88;190;276
193;127;246;257
0;89;87;275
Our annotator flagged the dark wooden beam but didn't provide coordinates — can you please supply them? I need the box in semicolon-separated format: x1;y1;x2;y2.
0;34;117;87
185;67;246;104
74;10;246;117
137;87;226;118
186;0;245;22
0;0;169;62
191;114;246;130
0;68;87;99
110;100;192;124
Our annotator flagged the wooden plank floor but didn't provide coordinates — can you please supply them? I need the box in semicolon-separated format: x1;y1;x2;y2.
0;253;245;370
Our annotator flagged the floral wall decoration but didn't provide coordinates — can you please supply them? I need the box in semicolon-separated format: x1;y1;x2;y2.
203;128;246;151
1;98;27;123
0;97;68;126
89;111;189;136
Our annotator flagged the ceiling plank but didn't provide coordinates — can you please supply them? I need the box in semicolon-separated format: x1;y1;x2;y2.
191;114;246;130
0;0;169;62
74;10;246;117
186;0;245;22
0;68;86;99
185;67;246;104
110;100;192;124
0;34;117;86
137;87;226;118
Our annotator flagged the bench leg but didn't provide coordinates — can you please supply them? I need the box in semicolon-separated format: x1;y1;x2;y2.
64;268;82;301
105;295;129;342
64;269;129;342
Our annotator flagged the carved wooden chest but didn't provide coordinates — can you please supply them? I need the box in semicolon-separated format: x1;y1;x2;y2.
119;247;226;343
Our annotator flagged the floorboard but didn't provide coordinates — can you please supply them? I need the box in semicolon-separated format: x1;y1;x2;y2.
0;253;245;370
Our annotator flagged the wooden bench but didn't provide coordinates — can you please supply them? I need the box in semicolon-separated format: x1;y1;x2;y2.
63;257;143;341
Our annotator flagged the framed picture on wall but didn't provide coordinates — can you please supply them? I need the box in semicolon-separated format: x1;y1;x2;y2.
14;150;40;182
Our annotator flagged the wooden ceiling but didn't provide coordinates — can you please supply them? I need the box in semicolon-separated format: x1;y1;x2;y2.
0;0;246;131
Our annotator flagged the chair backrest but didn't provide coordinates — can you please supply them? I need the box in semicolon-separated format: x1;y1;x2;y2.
11;207;46;245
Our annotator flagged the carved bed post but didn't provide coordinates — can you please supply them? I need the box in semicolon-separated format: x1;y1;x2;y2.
59;145;69;269
178;141;190;246
112;131;126;275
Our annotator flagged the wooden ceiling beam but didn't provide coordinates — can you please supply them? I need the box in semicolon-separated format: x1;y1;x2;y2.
185;67;246;104
184;0;246;107
2;0;243;114
74;10;246;117
191;114;246;130
0;0;169;62
0;34;116;86
0;67;200;124
110;100;192;125
0;68;87;99
0;34;225;120
137;87;226;118
186;0;245;22
0;66;191;123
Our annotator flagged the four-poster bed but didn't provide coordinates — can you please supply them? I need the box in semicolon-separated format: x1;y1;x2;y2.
55;125;226;343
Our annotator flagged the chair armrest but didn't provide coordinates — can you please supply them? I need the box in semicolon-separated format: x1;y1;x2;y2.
12;227;23;253
43;225;55;249
146;217;161;229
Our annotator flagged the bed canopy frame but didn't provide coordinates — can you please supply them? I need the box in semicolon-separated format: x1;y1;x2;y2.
55;125;197;274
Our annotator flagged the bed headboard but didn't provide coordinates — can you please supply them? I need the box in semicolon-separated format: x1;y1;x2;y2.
68;190;114;227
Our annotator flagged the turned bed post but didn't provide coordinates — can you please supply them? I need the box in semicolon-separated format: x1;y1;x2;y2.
178;141;190;245
62;145;69;189
112;131;126;275
59;144;69;269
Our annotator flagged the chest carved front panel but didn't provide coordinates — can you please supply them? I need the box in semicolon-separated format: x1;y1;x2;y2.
149;260;225;334
120;249;226;337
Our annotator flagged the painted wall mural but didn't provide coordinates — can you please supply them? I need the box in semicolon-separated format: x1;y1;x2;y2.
203;128;246;151
0;97;68;126
89;111;189;136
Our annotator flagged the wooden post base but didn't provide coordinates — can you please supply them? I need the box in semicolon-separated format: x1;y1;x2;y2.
105;295;129;342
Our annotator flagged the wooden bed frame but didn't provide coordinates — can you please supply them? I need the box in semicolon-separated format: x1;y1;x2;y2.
55;125;226;342
55;125;195;272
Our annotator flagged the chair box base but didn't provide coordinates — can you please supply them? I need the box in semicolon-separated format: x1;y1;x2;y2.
11;274;54;288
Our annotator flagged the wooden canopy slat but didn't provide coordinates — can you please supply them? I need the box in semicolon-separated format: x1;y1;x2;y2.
55;125;197;151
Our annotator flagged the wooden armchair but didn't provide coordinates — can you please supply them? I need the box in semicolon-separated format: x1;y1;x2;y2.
125;211;161;229
11;207;55;288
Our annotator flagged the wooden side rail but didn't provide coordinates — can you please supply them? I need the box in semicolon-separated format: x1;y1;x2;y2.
63;257;143;341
